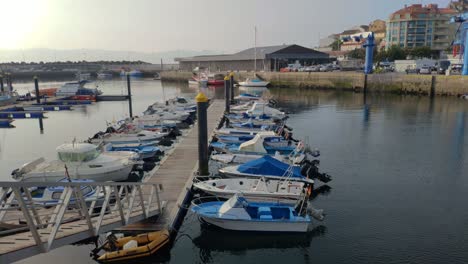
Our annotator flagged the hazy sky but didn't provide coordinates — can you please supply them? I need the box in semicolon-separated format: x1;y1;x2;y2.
1;0;451;53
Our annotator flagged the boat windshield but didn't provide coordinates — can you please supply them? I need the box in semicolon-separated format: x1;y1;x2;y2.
58;149;100;162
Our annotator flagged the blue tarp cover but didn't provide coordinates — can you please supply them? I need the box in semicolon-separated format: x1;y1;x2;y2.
237;155;303;178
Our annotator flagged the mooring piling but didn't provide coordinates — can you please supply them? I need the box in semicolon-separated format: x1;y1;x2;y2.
34;76;41;104
196;92;209;176
229;72;235;104
0;75;3;92
126;73;133;118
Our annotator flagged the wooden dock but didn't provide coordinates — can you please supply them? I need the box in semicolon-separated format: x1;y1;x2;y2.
120;99;225;231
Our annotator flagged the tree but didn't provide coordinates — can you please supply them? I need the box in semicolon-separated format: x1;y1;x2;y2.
385;45;407;61
348;48;366;60
329;39;341;51
408;46;433;59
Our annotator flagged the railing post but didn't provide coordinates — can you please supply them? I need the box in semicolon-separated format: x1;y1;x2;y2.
0;187;15;222
95;186;111;235
23;187;42;226
74;186;95;235
155;184;162;215
47;187;73;251
136;185;147;219
12;187;45;252
146;185;155;217
124;187;137;224
112;186;125;225
88;186;100;216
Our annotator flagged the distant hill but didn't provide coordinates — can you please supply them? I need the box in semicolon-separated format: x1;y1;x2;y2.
0;48;220;64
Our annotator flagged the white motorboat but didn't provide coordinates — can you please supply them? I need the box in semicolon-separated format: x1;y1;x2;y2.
0;92;18;106
193;177;306;204
139;111;190;122
238;78;269;87
89;130;167;145
191;194;322;232
12;143;137;182
245;101;286;120
55;81;102;96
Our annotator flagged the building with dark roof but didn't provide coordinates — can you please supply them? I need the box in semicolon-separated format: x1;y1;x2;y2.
386;4;457;52
175;44;329;72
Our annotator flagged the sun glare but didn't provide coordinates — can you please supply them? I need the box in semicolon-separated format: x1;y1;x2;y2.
0;0;47;49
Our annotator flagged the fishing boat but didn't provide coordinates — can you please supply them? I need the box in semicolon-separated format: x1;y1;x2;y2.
219;155;331;184
244;101;287;120
11;143;138;182
138;111;191;122
26;179;105;207
191;194;323;232
94;229;170;262
89;130;167;145
104;143;162;159
193;177;306;205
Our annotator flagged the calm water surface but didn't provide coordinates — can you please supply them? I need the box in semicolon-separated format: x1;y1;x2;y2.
14;80;468;264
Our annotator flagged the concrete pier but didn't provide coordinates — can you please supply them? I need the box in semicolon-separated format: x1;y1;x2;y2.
161;71;468;97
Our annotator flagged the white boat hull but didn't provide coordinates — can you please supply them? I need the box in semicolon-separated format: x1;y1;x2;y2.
200;216;310;232
238;81;269;87
19;165;133;183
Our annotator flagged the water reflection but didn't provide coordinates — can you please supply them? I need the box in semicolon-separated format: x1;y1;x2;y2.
193;225;327;263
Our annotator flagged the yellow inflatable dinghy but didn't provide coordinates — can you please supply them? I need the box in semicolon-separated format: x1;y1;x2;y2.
98;229;170;262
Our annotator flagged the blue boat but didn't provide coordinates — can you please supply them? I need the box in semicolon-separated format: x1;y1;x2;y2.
211;132;297;154
191;194;321;232
220;155;331;184
27;179;103;207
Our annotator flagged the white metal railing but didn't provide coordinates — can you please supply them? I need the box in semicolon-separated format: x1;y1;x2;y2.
0;181;163;254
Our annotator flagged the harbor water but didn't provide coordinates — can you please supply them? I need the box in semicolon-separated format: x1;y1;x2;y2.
8;79;468;264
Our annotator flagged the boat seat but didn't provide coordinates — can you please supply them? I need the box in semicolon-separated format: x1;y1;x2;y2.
258;207;272;220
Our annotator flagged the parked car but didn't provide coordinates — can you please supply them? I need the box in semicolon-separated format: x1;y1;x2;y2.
419;66;432;74
305;66;320;72
405;67;420;74
319;65;333;72
451;64;463;75
436;60;451;75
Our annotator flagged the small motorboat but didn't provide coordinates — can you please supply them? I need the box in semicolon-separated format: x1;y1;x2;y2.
462;94;468;99
89;130;167;145
238;78;269;87
97;72;113;79
193;177;306;205
55;81;102;98
211;131;297;155
94;229;170;262
191;194;322;232
211;141;314;164
12;143;138;182
234;93;261;101
0;92;18;106
104;143;163;159
214;125;278;137
26;179;105;207
219;155;315;184
120;70;143;77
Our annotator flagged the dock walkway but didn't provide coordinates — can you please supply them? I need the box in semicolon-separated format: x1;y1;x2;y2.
125;99;224;231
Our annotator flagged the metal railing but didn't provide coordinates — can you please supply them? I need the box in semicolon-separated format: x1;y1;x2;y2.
0;181;163;256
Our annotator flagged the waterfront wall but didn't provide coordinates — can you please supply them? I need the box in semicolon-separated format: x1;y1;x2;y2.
161;71;468;96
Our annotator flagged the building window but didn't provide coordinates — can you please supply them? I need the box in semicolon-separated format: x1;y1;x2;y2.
405;14;410;19
395;14;401;19
418;14;427;19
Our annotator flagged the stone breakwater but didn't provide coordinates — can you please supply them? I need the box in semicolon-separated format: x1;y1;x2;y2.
161;71;468;97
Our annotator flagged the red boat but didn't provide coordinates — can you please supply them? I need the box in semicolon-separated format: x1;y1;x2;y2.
207;79;224;85
69;95;97;101
207;73;225;86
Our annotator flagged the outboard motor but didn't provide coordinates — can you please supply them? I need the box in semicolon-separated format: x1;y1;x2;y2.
105;126;117;133
300;159;332;183
307;204;325;221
